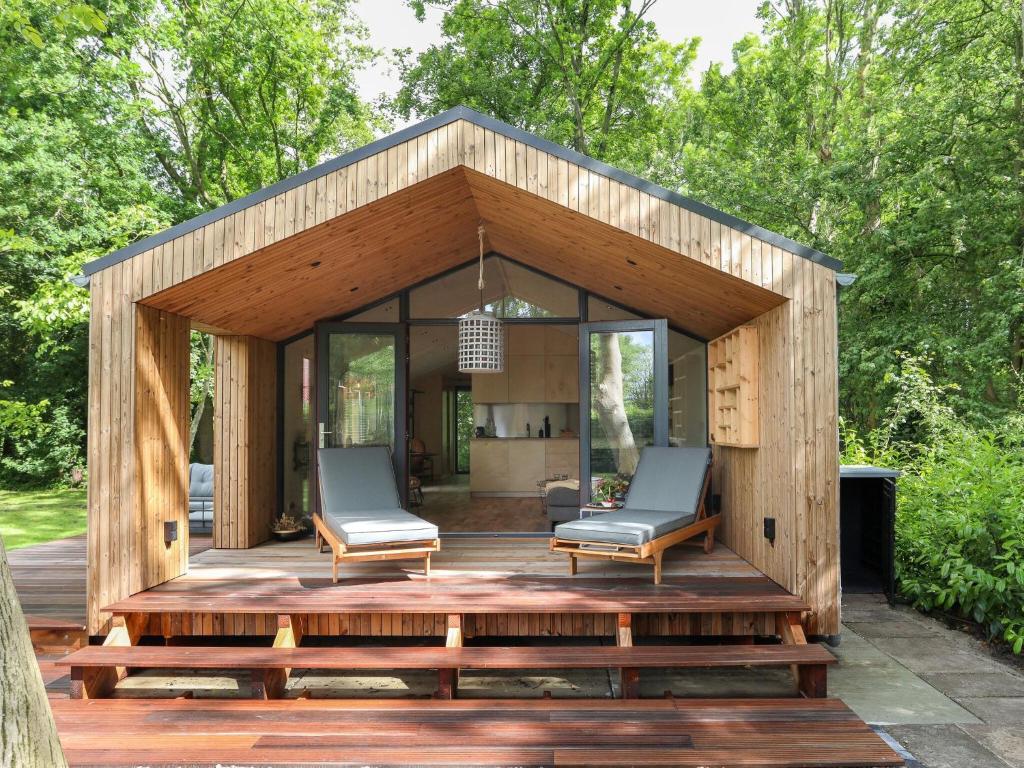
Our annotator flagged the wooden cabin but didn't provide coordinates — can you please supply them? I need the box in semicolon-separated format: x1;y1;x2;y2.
56;108;909;767
80;106;841;642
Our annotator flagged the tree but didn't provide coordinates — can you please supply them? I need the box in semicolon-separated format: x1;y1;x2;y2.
118;0;383;217
592;333;639;476
396;0;698;177
0;535;67;766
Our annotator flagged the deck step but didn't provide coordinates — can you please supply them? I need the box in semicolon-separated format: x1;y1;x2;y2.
59;642;834;700
25;614;87;653
58;642;836;670
49;697;904;767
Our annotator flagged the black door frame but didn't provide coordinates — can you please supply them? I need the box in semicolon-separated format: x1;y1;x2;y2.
578;319;669;505
314;321;409;509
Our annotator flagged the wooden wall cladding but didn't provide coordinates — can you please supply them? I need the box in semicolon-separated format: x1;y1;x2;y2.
87;276;190;634
713;257;840;636
86;114;839;635
213;336;278;549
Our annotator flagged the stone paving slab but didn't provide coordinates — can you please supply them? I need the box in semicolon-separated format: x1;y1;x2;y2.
885;724;1013;768
868;636;1008;675
921;671;1024;698
955;696;1024;726
961;725;1024;768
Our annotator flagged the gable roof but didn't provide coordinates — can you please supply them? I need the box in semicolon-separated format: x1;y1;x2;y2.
82;106;840;277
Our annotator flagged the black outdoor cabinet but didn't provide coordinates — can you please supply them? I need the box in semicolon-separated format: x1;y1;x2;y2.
839;465;899;604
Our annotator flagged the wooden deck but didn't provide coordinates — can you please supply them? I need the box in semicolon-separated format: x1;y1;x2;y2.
50;698;902;767
102;536;804;638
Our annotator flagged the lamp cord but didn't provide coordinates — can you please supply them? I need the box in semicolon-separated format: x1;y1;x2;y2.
477;224;486;313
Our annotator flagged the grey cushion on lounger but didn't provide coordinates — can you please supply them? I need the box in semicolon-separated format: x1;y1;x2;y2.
318;446;438;546
555;446;711;547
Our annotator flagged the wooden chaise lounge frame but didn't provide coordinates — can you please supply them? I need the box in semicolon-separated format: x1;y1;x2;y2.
549;459;718;585
312;514;439;583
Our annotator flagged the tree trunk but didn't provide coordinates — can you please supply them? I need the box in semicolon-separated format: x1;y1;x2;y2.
593;333;639;476
0;535;68;767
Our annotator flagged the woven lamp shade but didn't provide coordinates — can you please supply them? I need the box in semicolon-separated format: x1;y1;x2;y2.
458;311;504;373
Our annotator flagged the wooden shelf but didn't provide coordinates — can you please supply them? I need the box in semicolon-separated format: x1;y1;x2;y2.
707;325;759;448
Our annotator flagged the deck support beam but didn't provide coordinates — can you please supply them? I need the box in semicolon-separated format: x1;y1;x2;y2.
777;611;826;698
437;614;463;699
71;613;147;699
617;613;639;699
253;614;305;700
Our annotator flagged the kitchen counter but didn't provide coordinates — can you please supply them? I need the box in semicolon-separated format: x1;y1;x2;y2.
470;437;579;495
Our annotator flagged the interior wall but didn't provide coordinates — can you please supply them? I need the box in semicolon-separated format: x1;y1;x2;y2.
713;256;839;636
86;263;192;634
213;335;279;548
411;371;447;478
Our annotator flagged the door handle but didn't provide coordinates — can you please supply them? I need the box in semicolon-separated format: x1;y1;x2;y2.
318;423;332;449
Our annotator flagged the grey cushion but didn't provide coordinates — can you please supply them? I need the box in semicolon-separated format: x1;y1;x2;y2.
318;447;438;546
189;463;214;500
623;446;710;515
554;446;710;546
555;509;696;546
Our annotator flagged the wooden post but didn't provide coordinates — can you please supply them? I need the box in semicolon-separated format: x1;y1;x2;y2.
616;612;639;699
254;614;304;699
0;536;68;766
72;612;148;699
437;614;462;699
777;611;825;696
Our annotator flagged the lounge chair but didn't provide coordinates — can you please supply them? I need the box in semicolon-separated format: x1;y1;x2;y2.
314;446;440;582
549;447;717;584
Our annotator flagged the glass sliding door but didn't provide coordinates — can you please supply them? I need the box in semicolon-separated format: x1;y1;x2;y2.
315;322;407;507
579;320;668;503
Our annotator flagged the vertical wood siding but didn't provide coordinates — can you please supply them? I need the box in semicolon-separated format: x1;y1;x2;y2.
86;287;190;634
213;336;278;549
87;116;840;634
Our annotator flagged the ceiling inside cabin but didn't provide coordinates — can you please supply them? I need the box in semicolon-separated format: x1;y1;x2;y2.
141;166;786;341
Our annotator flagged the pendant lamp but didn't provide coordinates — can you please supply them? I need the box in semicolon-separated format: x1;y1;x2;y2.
458;224;504;373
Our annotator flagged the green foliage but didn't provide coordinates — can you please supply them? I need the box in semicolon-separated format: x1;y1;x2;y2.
396;0;698;177
0;0;379;487
843;357;1024;653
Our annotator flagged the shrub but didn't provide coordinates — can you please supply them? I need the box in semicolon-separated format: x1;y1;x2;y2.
842;356;1024;653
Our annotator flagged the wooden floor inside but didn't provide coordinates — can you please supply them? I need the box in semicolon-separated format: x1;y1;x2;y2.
50;697;902;767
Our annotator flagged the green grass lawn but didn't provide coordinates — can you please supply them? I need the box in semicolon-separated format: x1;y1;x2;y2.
0;488;88;550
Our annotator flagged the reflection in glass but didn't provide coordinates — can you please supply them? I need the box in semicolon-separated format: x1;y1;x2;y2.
589;330;655;483
669;329;708;447
282;334;314;517
326;335;396;449
409;256;578;318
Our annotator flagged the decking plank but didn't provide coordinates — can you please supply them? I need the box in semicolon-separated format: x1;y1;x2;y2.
105;574;809;616
51;698;903;767
58;643;836;670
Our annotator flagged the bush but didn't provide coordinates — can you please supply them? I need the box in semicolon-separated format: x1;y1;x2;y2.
0;395;85;488
842;356;1024;653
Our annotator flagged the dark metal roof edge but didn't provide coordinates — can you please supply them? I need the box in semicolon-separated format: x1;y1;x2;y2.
83;105;840;277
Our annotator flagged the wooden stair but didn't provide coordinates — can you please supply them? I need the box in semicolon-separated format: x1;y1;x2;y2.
49;697;904;766
58;641;836;700
25;614;86;654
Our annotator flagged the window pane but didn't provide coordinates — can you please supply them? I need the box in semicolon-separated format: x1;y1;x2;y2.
282;333;314;517
410;257;578;318
326;334;396;449
346;298;400;322
587;296;640;321
669;329;707;446
588;330;654;486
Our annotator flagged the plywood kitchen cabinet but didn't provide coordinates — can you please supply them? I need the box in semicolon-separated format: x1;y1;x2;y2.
471;368;508;404
468;439;509;492
507;355;546;402
544;355;578;402
544;438;579;479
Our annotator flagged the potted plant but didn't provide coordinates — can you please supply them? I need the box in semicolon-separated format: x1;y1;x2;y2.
271;514;309;542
